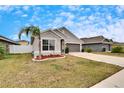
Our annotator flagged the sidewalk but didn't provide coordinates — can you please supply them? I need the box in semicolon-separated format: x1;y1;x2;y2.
91;69;124;88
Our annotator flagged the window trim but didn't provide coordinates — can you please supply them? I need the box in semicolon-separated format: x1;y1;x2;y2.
42;39;55;51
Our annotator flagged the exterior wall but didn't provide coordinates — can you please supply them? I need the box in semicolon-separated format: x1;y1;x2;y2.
9;45;32;53
33;31;61;57
102;44;112;51
0;40;14;53
82;43;111;52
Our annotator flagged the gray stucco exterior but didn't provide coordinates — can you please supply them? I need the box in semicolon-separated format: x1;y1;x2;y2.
82;43;112;52
81;36;113;52
32;30;62;57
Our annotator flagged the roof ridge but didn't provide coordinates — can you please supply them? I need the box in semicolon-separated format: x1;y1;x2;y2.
81;35;104;39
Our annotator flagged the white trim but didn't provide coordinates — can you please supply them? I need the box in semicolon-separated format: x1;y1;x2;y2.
80;44;82;52
41;38;56;52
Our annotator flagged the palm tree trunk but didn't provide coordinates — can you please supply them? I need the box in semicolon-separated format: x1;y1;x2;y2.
39;35;42;58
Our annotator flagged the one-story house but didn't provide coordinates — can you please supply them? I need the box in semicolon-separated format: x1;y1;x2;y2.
0;35;19;52
80;36;113;52
32;27;82;57
32;27;113;57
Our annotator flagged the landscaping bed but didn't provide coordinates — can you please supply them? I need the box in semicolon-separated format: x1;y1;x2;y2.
33;54;64;61
0;54;122;88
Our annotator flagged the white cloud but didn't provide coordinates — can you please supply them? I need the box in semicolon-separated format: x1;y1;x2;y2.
29;14;40;23
49;9;124;42
116;5;124;13
85;8;91;12
22;14;28;17
60;12;75;20
14;10;23;15
9;34;18;40
67;5;81;11
107;15;112;20
22;6;29;11
49;17;64;28
88;15;95;21
0;5;14;12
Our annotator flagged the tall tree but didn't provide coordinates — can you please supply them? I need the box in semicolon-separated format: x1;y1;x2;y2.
18;25;41;58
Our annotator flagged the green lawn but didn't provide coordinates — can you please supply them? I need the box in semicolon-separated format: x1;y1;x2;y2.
94;52;124;57
0;54;122;88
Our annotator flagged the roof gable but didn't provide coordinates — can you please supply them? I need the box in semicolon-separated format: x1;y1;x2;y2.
40;27;82;44
40;29;62;39
58;27;82;43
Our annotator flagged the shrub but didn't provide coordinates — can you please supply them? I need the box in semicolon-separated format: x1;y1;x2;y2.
65;47;69;54
85;48;92;53
111;46;123;53
81;48;84;52
0;46;5;60
102;48;106;52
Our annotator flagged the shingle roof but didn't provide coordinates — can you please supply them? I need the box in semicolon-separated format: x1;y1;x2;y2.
52;29;67;39
0;35;18;45
80;36;113;44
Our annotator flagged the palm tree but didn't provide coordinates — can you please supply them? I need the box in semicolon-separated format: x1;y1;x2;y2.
18;25;41;58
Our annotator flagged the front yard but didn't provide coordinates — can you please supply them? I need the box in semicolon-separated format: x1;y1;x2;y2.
0;54;122;88
94;52;124;57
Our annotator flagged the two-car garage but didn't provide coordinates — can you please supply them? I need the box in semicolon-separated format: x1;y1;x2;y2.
66;43;80;52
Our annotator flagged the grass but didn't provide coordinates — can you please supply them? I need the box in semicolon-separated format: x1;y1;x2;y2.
0;54;122;88
93;52;124;57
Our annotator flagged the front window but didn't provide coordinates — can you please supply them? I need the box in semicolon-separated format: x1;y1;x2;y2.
42;39;55;51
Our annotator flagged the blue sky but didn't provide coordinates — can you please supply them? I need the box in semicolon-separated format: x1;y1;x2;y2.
0;5;124;42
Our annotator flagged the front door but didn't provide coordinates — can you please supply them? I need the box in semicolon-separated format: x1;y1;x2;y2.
61;39;65;54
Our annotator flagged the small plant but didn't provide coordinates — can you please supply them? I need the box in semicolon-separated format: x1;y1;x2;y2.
0;45;5;60
65;47;69;54
81;48;84;52
85;48;92;53
102;48;106;52
111;46;123;53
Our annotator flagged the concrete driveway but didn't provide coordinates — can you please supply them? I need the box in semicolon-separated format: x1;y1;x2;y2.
69;52;124;88
70;52;124;67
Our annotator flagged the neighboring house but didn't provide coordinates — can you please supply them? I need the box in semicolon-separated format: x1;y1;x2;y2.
0;35;18;52
80;36;113;52
17;40;29;45
32;27;82;57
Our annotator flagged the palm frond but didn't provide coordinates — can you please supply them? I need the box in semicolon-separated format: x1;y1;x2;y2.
18;28;25;40
18;25;41;44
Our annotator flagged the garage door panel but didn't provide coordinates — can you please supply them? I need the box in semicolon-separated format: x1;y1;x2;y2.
67;44;80;52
